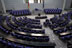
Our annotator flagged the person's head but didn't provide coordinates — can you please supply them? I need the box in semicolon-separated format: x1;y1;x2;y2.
38;13;41;16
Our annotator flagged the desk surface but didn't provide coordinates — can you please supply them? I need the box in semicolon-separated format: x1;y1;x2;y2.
14;30;46;36
53;27;64;30
53;27;61;30
59;32;71;36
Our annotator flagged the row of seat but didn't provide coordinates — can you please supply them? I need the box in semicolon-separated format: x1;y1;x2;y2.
50;16;69;25
53;28;67;34
0;37;24;48
60;14;70;20
50;15;72;41
11;32;49;42
50;16;64;24
51;23;72;41
43;19;59;29
43;12;72;41
4;16;46;39
12;16;42;29
0;37;56;48
6;16;18;30
9;8;62;16
18;27;45;34
17;17;38;23
44;8;62;14
20;17;40;25
0;25;11;34
67;11;72;16
59;32;72;41
13;16;40;26
0;37;35;48
6;16;45;34
0;16;12;34
51;26;72;41
12;16;26;26
9;9;31;16
0;16;56;48
44;16;69;30
26;23;42;29
6;16;54;47
22;17;40;22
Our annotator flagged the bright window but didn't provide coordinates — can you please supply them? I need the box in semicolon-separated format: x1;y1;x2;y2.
38;0;40;3
25;0;43;3
23;0;25;3
29;0;34;3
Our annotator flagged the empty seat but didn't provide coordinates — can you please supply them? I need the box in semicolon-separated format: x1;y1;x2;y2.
10;9;31;16
12;16;26;26
44;8;62;14
22;17;40;25
0;37;24;48
26;24;42;29
53;28;67;34
59;20;69;27
0;25;12;34
49;24;59;29
6;16;18;30
11;32;49;42
66;25;72;31
18;27;45;34
60;35;72;41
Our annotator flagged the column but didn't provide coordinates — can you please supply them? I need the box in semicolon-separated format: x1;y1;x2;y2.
1;0;6;13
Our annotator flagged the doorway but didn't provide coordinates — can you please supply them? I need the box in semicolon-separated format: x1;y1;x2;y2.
70;1;72;8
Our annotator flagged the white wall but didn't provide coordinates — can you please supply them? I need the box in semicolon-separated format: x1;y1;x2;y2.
0;0;6;13
4;0;28;10
30;3;43;11
44;0;63;9
65;0;72;9
4;0;72;10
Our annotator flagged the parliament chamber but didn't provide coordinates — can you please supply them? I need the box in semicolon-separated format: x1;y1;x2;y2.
0;0;72;48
